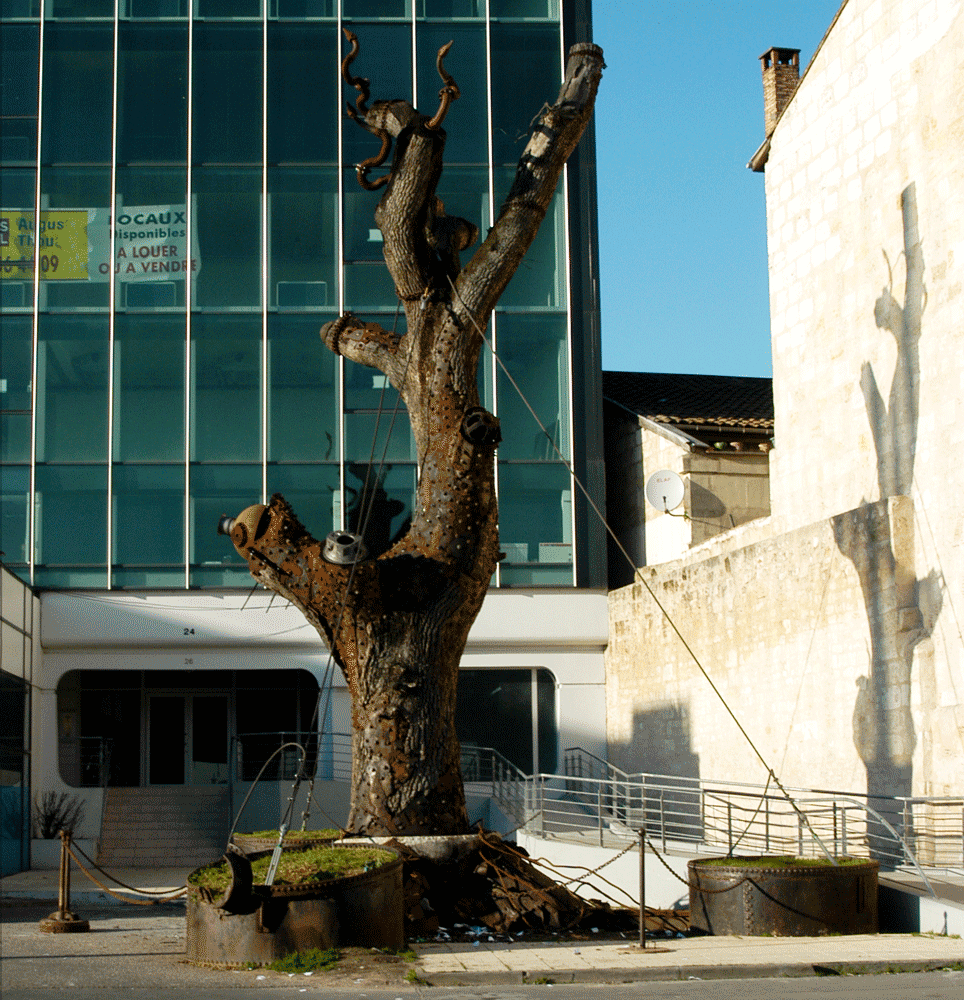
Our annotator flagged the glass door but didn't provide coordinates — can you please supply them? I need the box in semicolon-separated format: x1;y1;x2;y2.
147;693;228;784
190;695;229;785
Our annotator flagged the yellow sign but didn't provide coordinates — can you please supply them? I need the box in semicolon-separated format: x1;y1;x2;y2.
0;210;89;280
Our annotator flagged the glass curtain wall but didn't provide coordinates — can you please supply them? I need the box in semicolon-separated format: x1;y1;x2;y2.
0;0;581;590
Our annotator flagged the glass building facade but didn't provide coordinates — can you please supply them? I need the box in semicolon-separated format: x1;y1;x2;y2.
1;0;604;593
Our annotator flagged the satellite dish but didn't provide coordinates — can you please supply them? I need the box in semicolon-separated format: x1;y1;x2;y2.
645;470;685;512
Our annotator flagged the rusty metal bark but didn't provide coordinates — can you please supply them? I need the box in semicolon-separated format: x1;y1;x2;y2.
221;38;604;836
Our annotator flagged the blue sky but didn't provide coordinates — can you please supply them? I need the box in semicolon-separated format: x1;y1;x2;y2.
591;2;843;377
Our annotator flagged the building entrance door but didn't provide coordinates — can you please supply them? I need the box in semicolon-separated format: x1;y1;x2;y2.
147;694;229;785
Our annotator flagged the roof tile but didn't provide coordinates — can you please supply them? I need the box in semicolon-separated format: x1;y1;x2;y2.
603;371;774;430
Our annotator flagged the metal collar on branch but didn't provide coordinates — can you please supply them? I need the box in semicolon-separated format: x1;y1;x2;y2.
341;31;462;188
425;40;460;130
323;530;368;566
460;407;501;447
341;28;392;191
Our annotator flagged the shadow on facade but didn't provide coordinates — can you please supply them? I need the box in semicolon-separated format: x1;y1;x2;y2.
832;183;941;837
687;481;727;520
603;402;646;588
608;704;702;844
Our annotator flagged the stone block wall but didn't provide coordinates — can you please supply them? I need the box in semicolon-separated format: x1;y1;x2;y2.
684;451;771;546
765;0;964;536
606;496;962;799
753;0;964;797
605;0;964;804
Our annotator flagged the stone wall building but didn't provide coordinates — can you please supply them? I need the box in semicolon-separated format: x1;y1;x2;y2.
603;371;772;586
606;0;964;803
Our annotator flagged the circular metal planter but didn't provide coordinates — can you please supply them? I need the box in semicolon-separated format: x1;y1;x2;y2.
688;856;879;937
230;833;336;855
186;844;404;967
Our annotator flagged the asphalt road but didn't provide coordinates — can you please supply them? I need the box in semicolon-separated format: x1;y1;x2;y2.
2;976;964;999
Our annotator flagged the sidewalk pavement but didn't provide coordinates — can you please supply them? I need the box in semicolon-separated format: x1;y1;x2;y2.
415;933;964;984
3;865;964;985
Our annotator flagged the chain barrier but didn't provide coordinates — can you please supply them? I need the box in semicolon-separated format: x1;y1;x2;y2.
66;840;187;905
497;834;638;908
569;838;637;879
643;837;748;895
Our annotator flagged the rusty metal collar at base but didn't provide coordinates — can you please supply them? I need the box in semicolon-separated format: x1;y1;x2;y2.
39;912;91;934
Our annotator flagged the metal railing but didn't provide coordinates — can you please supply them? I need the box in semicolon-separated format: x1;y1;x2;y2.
226;737;963;887
890;797;964;868
563;746;629;783
549;752;964;886
233;731;351;783
460;745;532;826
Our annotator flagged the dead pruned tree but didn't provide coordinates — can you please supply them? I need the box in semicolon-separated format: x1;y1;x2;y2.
220;34;603;836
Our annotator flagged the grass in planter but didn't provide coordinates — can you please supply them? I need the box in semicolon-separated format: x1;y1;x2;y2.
241;828;341;841
266;948;341;973
189;845;391;892
699;855;870;868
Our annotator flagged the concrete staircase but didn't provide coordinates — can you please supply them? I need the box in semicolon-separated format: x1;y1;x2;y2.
98;787;229;868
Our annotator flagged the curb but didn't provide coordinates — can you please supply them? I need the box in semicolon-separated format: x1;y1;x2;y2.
420;959;964;985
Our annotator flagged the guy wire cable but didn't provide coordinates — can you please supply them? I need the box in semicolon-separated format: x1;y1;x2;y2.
355;295;404;536
293;298;403;830
297;296;418;839
446;275;836;864
310;297;414;762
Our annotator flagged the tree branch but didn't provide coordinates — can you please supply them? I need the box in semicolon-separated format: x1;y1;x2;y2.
341;37;481;303
456;43;604;319
320;312;406;385
365;102;449;301
223;494;361;672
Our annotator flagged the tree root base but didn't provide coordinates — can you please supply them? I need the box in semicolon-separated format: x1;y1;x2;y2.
380;830;641;938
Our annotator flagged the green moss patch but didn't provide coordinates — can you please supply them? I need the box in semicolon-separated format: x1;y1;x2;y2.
189;845;391;892
265;948;341;973
698;855;870;868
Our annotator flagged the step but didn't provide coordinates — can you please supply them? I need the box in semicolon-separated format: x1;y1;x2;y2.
98;787;230;868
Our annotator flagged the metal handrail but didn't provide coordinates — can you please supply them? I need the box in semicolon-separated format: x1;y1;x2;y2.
224;736;961;883
459;746;532;825
528;750;963;886
460;745;528;782
563;746;631;782
233;730;351;782
804;795;936;897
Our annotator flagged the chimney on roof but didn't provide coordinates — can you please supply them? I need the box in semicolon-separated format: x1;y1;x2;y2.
760;47;800;137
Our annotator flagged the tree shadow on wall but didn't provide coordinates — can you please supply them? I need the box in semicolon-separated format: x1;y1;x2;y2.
832;183;942;835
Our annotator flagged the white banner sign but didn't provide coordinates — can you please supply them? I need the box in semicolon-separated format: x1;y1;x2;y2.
89;204;201;282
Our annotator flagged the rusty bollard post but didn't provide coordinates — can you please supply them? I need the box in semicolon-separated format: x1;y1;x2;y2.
39;829;90;933
638;826;646;949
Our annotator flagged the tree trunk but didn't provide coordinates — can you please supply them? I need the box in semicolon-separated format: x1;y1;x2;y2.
221;40;603;836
